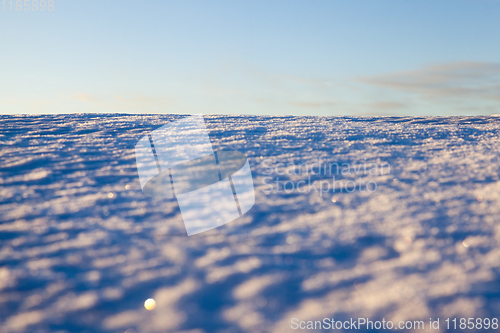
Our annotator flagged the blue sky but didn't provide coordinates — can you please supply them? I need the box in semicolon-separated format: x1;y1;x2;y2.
1;0;499;116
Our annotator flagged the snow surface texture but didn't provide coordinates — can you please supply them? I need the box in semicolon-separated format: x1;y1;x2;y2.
1;114;500;333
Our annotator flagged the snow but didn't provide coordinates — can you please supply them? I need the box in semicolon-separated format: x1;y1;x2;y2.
1;114;500;332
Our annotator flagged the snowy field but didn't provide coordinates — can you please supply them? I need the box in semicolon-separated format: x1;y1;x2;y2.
1;114;500;333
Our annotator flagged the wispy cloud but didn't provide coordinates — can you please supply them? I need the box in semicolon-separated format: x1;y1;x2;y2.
357;62;500;102
367;101;409;110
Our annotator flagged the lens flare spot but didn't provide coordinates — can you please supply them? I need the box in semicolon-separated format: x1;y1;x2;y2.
144;298;156;310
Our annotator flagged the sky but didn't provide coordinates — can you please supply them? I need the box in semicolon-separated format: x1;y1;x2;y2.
0;0;499;116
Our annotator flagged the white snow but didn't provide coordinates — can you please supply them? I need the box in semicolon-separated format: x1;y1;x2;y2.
1;114;500;332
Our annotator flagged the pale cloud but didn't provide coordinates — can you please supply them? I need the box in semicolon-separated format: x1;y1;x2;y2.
357;62;500;102
2;61;498;116
0;93;173;114
74;93;96;103
367;101;409;110
290;101;338;108
274;74;334;88
0;97;66;114
71;93;172;111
